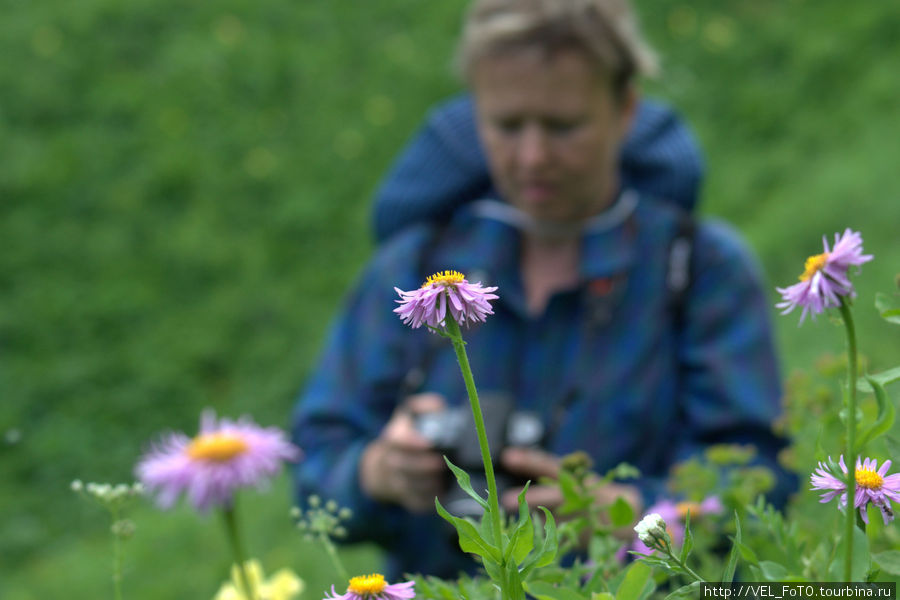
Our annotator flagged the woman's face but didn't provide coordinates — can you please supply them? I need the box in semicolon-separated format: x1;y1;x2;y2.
473;50;636;224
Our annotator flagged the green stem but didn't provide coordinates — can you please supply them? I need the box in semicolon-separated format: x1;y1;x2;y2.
111;509;123;600
838;299;858;581
663;540;704;583
444;318;506;594
319;532;349;582
222;503;256;600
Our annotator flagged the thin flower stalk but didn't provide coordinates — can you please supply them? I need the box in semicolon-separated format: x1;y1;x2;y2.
394;271;505;597
71;481;141;600
839;299;858;581
775;230;873;580
445;316;504;557
224;503;257;600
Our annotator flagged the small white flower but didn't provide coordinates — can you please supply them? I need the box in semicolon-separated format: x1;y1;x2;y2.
70;479;84;492
634;513;669;547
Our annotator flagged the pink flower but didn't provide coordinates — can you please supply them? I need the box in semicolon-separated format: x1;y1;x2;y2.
394;270;498;330
810;455;900;524
325;574;415;600
776;228;873;324
136;410;300;511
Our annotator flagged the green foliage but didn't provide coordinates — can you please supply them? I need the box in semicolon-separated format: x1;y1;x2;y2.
875;293;900;326
4;0;900;596
854;378;895;453
667;444;774;509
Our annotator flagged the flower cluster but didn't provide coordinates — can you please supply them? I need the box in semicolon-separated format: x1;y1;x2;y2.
325;574;415;600
291;495;353;541
136;410;301;511
776;229;872;324
71;480;143;539
394;270;498;330
810;455;900;524
71;480;144;505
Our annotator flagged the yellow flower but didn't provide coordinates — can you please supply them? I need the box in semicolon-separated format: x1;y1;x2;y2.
214;560;304;600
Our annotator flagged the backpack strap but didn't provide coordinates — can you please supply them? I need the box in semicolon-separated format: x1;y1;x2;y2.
666;210;695;327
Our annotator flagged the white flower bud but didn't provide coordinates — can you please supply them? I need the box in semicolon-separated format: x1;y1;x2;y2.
71;480;84;492
635;513;669;547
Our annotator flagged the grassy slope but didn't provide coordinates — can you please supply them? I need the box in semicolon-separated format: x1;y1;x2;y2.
1;0;898;596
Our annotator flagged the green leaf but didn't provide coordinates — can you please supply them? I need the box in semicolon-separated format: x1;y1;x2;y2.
665;582;705;600
631;555;681;576
558;470;591;514
855;377;895;451
876;293;900;325
872;550;900;576
506;560;527;600
679;510;694;564
434;497;502;563
736;541;760;566
443;457;490;511
522;581;588;600
604;462;641;481
758;561;789;581
592;593;615;600
721;511;742;583
609;496;635;528
483;557;504;585
520;507;558;577
616;561;653;600
856;366;900;391
505;484;535;565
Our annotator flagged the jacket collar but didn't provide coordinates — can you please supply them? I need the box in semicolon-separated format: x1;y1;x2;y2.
427;191;641;315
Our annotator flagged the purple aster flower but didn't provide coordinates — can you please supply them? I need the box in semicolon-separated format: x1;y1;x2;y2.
394;270;498;330
810;455;900;524
776;228;873;324
325;574;415;600
136;410;301;511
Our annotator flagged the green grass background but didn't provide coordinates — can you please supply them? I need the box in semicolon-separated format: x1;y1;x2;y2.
2;0;899;597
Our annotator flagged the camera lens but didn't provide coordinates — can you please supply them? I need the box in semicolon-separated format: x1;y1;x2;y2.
506;412;544;447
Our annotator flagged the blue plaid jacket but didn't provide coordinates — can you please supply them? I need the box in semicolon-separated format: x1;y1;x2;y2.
292;193;792;578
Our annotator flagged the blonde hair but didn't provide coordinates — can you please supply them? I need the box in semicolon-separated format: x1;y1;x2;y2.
456;0;658;97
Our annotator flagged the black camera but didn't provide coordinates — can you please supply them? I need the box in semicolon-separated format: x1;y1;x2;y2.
413;392;545;519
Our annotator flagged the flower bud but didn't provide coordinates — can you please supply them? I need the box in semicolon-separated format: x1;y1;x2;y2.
634;513;669;548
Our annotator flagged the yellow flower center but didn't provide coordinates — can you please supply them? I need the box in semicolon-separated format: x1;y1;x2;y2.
799;252;829;281
855;468;884;490
347;574;387;596
186;433;249;462
422;270;465;288
675;501;701;519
